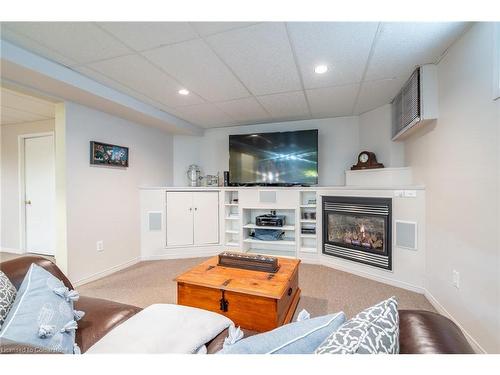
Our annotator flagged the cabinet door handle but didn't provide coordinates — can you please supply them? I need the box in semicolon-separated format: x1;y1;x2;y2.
189;207;193;211
194;207;198;211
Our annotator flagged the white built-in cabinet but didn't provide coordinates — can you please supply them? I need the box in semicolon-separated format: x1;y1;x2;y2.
166;191;219;247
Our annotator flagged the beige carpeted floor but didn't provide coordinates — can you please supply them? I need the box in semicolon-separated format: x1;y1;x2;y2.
79;258;435;319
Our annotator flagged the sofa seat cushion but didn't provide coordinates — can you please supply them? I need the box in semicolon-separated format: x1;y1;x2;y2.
85;304;233;354
75;296;141;353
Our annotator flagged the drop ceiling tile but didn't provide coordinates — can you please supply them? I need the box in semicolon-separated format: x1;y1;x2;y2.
1;26;79;67
174;103;235;128
306;84;359;118
4;22;132;65
74;66;174;113
287;22;379;89
256;91;310;120
354;77;405;114
206;23;301;95
0;106;49;124
98;22;198;51
143;39;249;102
191;22;258;37
366;22;469;81
1;88;55;117
87;54;204;108
214;97;270;124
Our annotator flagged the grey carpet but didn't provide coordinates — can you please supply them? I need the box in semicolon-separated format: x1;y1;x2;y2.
79;258;435;319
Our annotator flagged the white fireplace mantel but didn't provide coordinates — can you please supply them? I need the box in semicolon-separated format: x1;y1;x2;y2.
345;167;413;187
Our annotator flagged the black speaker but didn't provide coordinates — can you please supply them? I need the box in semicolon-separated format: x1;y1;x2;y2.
223;171;229;186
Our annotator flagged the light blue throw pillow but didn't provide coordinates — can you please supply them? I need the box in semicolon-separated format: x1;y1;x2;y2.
0;264;84;354
218;311;346;354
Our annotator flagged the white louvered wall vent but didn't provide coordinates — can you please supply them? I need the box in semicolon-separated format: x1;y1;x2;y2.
392;64;439;141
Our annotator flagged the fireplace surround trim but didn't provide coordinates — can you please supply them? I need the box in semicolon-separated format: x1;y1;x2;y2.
322;196;392;271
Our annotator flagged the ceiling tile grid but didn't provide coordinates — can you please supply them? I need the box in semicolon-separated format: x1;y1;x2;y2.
306;84;360;118
287;22;379;89
142;38;251;102
205;22;302;96
3;22;132;66
87;54;205;108
1;22;470;128
97;22;199;51
256;91;310;121
1;87;55;125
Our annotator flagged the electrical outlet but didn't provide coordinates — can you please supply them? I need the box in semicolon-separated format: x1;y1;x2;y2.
452;270;460;289
96;240;104;252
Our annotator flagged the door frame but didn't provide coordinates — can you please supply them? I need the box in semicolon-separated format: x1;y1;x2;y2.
18;131;55;253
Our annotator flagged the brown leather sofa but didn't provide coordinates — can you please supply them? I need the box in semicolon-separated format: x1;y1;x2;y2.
0;256;141;354
1;256;474;354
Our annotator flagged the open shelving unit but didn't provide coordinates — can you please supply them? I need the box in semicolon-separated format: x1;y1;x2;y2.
299;191;318;254
241;207;297;258
223;190;240;249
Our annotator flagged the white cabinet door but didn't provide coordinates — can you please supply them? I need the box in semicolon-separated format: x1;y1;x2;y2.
193;192;219;245
166;192;193;247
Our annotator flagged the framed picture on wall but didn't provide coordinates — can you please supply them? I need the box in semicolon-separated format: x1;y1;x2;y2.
90;141;129;167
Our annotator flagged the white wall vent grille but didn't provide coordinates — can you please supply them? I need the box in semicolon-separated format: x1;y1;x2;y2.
392;64;438;140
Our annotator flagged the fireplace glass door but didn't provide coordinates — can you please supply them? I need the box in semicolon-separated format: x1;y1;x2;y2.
327;213;387;255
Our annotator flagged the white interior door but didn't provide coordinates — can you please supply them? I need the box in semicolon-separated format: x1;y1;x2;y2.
166;192;194;247
24;135;55;255
193;192;219;245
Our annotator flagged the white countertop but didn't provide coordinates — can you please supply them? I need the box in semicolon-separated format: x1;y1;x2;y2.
139;185;425;191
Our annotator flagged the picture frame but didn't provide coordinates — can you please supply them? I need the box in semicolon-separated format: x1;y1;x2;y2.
90;141;129;167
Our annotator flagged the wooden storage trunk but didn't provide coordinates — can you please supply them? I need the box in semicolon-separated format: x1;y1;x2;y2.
176;256;301;332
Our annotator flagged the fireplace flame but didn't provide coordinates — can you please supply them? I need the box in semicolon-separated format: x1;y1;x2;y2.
360;224;366;239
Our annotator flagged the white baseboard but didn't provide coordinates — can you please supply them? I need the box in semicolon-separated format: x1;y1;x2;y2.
320;256;425;294
73;257;140;287
141;248;222;261
1;247;26;255
424;289;486;354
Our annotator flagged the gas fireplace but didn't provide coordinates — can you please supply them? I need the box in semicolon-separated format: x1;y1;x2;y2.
322;196;392;270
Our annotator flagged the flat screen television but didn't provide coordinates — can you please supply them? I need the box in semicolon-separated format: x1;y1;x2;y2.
229;129;318;186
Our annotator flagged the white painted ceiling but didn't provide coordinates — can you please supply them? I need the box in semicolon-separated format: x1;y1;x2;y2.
0;86;55;125
1;22;470;128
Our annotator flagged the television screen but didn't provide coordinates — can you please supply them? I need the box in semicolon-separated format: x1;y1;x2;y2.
229;129;318;186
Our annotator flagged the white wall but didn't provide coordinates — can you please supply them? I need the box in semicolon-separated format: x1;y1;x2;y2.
405;23;500;353
173;135;202;186
173;116;360;186
359;104;405;167
1;119;55;251
62;102;173;283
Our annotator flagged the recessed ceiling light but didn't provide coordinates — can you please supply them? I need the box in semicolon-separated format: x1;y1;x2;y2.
178;89;190;95
314;65;328;74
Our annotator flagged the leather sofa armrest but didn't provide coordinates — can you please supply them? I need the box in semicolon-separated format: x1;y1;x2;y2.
75;296;142;353
206;327;259;354
0;338;62;354
399;310;474;354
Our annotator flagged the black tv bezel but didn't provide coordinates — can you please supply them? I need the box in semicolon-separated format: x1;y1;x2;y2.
228;129;319;187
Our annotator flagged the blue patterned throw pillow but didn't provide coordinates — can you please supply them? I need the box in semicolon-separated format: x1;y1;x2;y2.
315;297;399;354
0;271;17;330
219;311;346;354
0;264;84;354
